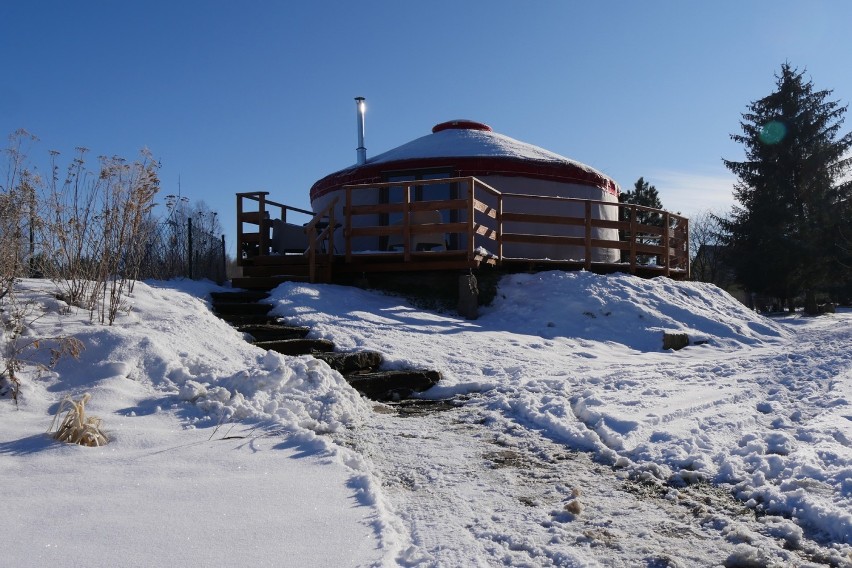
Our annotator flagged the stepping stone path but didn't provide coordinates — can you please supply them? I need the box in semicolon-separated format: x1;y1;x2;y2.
209;290;441;401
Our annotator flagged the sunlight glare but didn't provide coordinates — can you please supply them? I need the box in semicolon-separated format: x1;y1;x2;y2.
759;120;786;145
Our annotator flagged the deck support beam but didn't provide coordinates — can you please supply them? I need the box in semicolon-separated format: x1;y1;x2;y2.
458;273;479;320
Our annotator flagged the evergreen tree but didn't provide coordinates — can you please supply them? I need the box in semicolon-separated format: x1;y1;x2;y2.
721;63;852;310
619;177;664;263
619;177;663;222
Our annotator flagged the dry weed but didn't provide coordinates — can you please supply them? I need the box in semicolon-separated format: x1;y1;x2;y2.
48;393;108;447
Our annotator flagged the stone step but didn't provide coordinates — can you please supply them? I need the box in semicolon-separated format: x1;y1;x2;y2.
207;288;442;403
345;370;441;401
210;290;270;303
314;351;383;374
242;265;311;278
231;276;307;290
253;338;336;356
387;397;465;416
211;302;272;315
239;323;311;342
218;313;279;326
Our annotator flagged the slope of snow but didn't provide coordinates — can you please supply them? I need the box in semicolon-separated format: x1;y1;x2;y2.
270;271;852;564
2;279;383;567
4;272;851;566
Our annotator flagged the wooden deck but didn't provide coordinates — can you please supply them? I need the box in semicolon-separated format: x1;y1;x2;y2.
234;178;689;290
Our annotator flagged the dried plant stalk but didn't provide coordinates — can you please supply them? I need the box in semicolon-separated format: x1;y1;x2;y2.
48;393;108;447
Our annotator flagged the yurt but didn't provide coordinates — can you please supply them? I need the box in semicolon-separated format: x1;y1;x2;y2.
309;117;622;262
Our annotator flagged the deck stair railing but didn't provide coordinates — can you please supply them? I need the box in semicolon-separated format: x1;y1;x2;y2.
237;191;339;283
304;197;338;283
236;191;314;264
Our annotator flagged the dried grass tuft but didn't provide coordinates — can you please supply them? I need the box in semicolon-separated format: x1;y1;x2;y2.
48;393;108;447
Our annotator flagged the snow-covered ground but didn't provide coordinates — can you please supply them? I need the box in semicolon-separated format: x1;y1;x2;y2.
3;272;851;567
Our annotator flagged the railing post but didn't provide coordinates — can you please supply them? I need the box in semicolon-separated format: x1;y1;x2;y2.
326;206;335;282
403;185;411;262
664;211;671;277
345;187;353;263
496;186;503;262
220;234;226;283
584;200;592;270
258;193;268;257
684;217;691;279
236;194;244;266
308;217;317;284
467;179;475;261
630;206;638;274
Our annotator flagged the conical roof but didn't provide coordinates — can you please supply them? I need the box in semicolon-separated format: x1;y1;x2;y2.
310;120;619;202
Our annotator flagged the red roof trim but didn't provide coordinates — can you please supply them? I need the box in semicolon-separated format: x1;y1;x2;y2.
431;120;493;133
309;156;619;202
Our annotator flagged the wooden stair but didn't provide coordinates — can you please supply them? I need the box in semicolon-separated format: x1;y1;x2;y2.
208;290;442;400
232;255;332;291
210;292;328;356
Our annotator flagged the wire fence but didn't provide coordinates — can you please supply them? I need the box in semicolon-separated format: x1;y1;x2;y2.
136;204;227;284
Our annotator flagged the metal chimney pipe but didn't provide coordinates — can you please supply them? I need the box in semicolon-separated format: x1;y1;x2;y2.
355;96;366;165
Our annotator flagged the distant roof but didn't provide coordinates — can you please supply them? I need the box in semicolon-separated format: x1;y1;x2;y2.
310;120;620;201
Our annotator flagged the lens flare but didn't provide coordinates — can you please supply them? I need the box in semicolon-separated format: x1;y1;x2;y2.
759;120;786;145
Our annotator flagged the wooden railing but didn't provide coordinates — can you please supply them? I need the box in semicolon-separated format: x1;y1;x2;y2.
304;197;338;283
343;177;501;262
341;177;689;276
237;191;339;283
236;191;314;265
236;177;689;281
497;192;690;274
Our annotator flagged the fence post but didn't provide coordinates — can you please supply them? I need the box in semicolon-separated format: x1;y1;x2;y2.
187;217;193;279
630;206;638;274
663;212;671;277
684;218;691;279
220;234;226;283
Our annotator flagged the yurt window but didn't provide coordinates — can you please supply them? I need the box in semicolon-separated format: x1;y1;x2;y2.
379;169;458;250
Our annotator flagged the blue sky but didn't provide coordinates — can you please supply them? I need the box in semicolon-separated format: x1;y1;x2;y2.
2;1;851;254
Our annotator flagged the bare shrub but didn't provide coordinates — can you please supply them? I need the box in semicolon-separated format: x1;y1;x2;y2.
41;148;160;324
0;130;40;298
0;291;84;404
41;147;99;307
92;151;159;323
2;129;227;405
689;209;735;289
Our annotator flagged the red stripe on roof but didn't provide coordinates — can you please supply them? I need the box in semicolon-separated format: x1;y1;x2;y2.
309;156;619;203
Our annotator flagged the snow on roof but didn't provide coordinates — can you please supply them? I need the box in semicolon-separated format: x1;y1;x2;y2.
365;121;602;174
310;120;620;200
